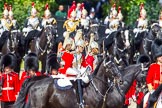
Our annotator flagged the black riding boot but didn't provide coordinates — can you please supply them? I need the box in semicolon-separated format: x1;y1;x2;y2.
77;79;84;108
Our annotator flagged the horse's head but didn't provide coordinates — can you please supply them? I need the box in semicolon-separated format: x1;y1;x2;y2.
10;30;21;52
89;24;99;41
103;56;123;84
149;23;161;39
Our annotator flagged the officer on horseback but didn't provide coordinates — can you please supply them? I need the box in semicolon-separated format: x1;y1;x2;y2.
22;2;41;33
41;3;57;28
22;2;42;55
105;4;120;35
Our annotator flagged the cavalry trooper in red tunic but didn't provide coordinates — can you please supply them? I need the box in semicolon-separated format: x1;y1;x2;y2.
143;39;162;108
58;35;74;76
0;53;19;108
85;41;99;73
41;3;56;28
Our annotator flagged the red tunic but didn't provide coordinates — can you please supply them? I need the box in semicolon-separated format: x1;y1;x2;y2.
85;54;95;72
58;51;74;74
146;63;161;90
0;71;19;102
19;71;41;90
124;80;136;105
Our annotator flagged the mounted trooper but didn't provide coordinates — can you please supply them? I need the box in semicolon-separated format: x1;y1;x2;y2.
41;3;57;28
0;3;13;35
23;2;42;55
133;3;148;35
105;4;120;35
8;5;19;31
22;2;41;33
80;8;90;33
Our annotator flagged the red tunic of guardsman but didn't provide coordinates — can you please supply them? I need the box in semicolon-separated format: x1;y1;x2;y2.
146;63;161;90
1;72;19;102
19;71;41;89
0;53;19;108
124;80;136;105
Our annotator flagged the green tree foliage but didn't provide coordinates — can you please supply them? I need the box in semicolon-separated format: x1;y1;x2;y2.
103;0;161;27
0;0;161;28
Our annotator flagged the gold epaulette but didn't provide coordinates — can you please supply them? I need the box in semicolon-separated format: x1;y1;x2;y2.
52;18;57;24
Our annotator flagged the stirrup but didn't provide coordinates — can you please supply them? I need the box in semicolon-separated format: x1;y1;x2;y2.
79;103;84;108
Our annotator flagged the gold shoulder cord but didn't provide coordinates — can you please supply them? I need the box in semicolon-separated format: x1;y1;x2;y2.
5;20;13;30
52;18;57;24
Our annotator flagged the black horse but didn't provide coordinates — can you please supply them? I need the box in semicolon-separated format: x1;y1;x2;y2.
26;24;57;73
13;56;123;108
104;29;130;68
105;60;149;108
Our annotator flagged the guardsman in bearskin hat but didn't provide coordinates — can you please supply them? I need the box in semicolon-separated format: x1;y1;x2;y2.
158;10;162;28
0;53;19;108
105;4;120;35
46;53;60;75
8;5;19;31
23;2;41;32
41;3;57;28
19;53;41;89
0;3;13;34
133;3;148;34
143;38;162;108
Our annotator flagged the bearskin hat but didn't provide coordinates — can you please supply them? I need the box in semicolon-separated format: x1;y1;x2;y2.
0;53;17;69
151;38;162;60
136;54;151;64
46;53;60;73
24;53;39;71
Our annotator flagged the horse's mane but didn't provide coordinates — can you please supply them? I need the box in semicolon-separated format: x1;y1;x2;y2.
92;58;103;77
13;75;49;108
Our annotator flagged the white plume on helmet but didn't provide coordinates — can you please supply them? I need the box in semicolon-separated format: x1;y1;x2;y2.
9;5;13;17
70;9;77;18
82;8;88;16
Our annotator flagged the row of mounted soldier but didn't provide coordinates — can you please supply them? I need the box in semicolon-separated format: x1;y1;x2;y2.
0;1;162;108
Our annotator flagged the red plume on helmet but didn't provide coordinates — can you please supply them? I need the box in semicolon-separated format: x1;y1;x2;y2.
32;2;35;8
118;6;121;13
81;3;84;10
8;4;13;16
140;3;144;11
45;3;49;10
4;3;8;10
68;1;76;19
